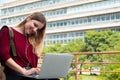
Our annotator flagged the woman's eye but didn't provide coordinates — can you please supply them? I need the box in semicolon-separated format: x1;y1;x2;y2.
34;23;38;27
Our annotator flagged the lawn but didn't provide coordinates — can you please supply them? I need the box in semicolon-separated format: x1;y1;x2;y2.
61;74;104;80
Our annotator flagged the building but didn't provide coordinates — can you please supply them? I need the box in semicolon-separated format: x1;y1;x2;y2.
0;0;120;46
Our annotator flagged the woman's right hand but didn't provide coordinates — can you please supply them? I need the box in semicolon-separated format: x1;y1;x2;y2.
5;58;40;76
22;67;40;76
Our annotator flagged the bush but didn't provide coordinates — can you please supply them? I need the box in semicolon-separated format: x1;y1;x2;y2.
103;68;120;80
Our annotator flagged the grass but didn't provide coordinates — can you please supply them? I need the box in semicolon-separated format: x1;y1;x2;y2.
78;75;104;80
61;74;104;80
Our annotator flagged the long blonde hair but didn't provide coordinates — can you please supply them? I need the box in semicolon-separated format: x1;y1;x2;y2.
18;12;47;56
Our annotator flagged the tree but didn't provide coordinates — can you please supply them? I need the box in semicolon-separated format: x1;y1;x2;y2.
103;38;120;80
43;42;63;53
63;39;86;53
84;30;120;75
84;30;120;52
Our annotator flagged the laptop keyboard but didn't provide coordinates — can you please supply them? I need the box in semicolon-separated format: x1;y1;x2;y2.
29;74;39;78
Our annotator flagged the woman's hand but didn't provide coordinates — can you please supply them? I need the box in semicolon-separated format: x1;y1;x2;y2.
22;67;40;76
5;58;40;76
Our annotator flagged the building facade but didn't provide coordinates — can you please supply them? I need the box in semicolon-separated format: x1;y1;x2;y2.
0;0;120;46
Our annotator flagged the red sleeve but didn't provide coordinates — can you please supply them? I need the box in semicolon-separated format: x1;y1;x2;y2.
0;27;11;64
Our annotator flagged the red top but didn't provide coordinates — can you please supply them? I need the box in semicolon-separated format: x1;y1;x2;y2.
0;27;38;67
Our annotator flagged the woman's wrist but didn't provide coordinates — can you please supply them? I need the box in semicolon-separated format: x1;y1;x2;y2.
21;68;28;76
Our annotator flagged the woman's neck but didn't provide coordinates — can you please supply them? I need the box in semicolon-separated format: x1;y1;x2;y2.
14;26;25;35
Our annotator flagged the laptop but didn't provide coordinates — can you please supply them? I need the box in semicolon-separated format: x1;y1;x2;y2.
27;53;73;79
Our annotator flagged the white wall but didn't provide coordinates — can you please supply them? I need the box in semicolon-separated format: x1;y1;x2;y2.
0;0;15;6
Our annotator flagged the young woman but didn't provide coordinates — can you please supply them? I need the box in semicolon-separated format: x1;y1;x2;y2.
0;12;59;80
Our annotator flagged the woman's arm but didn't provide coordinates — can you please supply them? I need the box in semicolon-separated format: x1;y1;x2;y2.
6;58;40;76
0;66;6;80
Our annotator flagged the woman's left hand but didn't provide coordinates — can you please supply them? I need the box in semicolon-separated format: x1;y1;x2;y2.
22;67;40;76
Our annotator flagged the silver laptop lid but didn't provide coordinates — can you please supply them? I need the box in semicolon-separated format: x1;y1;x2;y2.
37;53;73;79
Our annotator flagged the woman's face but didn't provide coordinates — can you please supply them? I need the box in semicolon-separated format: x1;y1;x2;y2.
24;19;44;35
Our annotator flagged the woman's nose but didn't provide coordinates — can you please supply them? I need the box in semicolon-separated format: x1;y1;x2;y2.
32;27;38;33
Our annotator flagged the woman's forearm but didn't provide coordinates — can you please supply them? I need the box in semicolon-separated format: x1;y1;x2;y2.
5;58;40;76
5;58;26;75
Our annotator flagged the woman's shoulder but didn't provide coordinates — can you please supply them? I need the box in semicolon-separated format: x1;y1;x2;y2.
0;26;9;32
0;26;10;43
1;26;9;32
